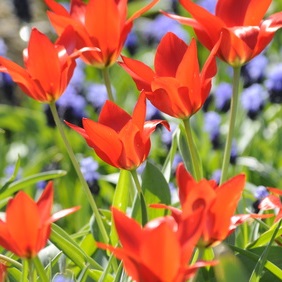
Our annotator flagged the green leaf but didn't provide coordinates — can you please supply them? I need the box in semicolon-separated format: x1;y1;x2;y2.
110;170;134;245
162;127;178;182
50;223;103;275
141;161;171;221
177;124;192;173
213;244;248;282
247;220;282;249
231;245;282;282
249;220;282;282
0;170;66;201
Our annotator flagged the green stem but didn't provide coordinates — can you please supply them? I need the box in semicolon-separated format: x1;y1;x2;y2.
0;254;22;270
32;256;49;282
102;67;114;102
130;169;143;196
21;259;28;282
182;118;202;181
220;67;241;184
27;259;36;282
49;102;109;243
130;169;148;225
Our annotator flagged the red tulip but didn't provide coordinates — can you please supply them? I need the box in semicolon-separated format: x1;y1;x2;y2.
0;28;86;103
165;0;282;66
0;182;79;258
97;208;214;282
259;187;282;222
66;92;169;170
0;263;6;282
153;163;246;247
120;32;220;119
44;0;159;68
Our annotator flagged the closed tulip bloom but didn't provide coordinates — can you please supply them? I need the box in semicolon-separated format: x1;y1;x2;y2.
0;28;83;103
0;182;79;258
165;0;282;66
66;92;169;170
44;0;159;68
120;32;220;119
97;208;214;282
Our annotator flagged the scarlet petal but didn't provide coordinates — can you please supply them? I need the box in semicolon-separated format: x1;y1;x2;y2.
98;100;131;131
36;182;53;223
25;29;61;97
141;218;181;281
119;56;155;91
112;208;142;256
155;32;188;77
6;192;41;257
215;0;271;26
83;118;123;167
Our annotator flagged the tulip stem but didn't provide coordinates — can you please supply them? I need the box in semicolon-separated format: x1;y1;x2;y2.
182;118;202;181
32;256;48;282
0;254;22;270
21;259;28;282
49;102;109;244
220;67;241;184
130;169;148;225
102;67;114;102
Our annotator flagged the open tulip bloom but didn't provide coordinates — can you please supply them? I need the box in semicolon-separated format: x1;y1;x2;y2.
97;207;216;282
0;182;79;259
152;163;246;247
165;0;282;66
44;0;159;68
66;92;170;170
120;32;220;119
0;28;96;103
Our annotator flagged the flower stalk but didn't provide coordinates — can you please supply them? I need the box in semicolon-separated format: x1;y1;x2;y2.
220;67;241;184
49;102;109;243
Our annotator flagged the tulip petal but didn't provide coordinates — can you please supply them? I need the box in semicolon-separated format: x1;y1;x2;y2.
210;174;245;241
6;192;41;258
0;57;46;101
132;91;146;131
25;29;61;97
98;100;131;131
119;56;155;91
155;32;188;77
36;182;53;223
141;217;181;281
82;118;123;167
112;208;142;256
215;0;271;26
44;0;70;16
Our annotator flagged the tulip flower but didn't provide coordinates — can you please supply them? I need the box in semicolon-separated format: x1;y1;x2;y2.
0;182;79;258
120;32;220;119
66;92;169;170
259;187;282;222
97;208;215;282
165;0;282;66
152;163;246;247
0;263;6;282
0;28;88;103
44;0;159;68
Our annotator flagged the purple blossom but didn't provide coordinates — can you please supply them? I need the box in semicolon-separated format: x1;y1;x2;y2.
86;83;109;111
241;84;267;119
211;169;221;185
214;82;232;112
145;15;189;44
204;111;221;140
80;157;100;195
254;186;269;200
197;0;216;14
265;63;282;103
241;54;268;87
